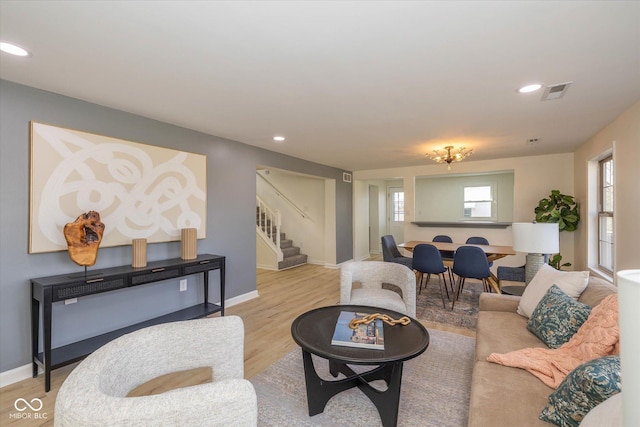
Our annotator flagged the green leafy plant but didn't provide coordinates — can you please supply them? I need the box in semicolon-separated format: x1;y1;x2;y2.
534;190;580;232
548;253;571;270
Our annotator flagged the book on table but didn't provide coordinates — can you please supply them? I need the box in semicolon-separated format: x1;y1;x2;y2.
331;311;385;350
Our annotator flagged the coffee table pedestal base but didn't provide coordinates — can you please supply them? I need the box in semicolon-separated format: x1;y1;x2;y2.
301;350;404;427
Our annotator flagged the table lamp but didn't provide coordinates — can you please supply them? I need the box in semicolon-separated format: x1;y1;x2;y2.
618;269;640;425
512;222;559;284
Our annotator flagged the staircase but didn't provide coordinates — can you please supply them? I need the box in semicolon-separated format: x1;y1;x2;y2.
256;200;308;270
277;233;308;270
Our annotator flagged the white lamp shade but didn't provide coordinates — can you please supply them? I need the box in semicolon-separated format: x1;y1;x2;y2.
512;222;559;254
617;269;640;426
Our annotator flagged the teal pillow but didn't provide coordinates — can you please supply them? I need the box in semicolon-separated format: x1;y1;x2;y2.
527;284;592;348
540;356;621;427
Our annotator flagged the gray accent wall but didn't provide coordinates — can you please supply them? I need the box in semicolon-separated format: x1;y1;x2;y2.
0;80;353;373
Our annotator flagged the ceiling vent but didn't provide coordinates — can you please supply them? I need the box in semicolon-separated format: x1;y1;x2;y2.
541;82;572;101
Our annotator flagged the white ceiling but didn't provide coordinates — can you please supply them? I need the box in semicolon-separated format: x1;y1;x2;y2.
1;1;639;171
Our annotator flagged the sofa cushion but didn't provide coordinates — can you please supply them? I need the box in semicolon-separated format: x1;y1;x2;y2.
475;310;547;362
578;276;618;307
468;361;552;427
527;285;592;348
517;264;589;318
539;355;621;427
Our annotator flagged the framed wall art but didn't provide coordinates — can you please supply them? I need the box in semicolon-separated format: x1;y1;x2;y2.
29;122;207;253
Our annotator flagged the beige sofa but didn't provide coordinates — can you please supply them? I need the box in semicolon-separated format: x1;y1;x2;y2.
468;276;617;427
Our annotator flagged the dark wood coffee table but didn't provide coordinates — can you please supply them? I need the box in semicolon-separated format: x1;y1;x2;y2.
291;305;430;427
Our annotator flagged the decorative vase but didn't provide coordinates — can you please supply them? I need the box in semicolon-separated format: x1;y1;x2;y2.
132;238;147;268
181;228;197;260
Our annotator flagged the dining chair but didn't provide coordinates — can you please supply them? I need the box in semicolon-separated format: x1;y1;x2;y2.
465;236;493;267
432;234;455;284
412;244;450;308
340;261;416;317
451;246;492;310
381;235;414;270
432;235;455;260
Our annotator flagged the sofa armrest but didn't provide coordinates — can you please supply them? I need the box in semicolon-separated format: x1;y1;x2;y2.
479;293;521;312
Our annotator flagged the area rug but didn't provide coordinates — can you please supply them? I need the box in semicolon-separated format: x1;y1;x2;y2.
415;276;484;330
250;328;475;427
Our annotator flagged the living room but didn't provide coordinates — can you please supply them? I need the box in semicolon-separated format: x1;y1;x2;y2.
1;1;639;426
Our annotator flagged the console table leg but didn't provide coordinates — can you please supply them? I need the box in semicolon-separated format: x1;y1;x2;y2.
31;294;39;378
43;291;52;392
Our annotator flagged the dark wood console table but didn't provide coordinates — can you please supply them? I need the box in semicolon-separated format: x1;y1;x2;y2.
31;253;225;391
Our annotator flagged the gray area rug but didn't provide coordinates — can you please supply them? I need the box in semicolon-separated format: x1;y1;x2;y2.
251;328;475;427
416;277;483;330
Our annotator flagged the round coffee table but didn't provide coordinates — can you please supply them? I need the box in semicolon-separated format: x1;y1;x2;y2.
291;305;430;427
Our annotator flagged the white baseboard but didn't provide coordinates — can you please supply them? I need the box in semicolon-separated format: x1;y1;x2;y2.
0;290;261;389
0;364;42;388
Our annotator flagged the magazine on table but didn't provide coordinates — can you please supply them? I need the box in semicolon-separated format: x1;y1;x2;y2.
331;311;385;350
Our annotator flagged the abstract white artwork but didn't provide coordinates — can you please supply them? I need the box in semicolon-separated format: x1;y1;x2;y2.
29;122;207;253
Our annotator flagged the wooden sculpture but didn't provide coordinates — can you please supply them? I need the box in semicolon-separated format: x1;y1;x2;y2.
63;211;105;267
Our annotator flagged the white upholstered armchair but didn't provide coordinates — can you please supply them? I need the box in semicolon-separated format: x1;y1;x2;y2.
340;261;416;317
54;316;257;427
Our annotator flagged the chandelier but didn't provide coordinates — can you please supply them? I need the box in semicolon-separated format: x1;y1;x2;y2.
427;146;473;170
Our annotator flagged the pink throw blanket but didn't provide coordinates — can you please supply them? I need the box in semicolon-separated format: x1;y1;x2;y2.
487;294;619;388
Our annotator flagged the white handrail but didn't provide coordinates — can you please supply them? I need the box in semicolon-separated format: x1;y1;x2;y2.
256;196;283;262
256;172;312;221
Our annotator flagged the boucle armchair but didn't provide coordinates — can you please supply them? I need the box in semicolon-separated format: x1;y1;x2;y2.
54;316;257;427
340;261;416;317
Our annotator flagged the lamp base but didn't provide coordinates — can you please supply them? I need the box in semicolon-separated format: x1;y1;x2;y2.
525;253;549;284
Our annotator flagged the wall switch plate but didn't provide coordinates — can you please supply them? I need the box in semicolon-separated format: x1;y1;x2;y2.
64;298;78;305
179;279;187;292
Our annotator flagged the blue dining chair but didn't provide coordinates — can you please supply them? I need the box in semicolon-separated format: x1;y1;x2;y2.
432;235;455;260
465;236;493;267
451;246;492;310
412;244;450;308
431;234;455;289
381;235;414;270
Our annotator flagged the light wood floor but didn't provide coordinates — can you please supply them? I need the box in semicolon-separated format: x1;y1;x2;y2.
0;262;474;425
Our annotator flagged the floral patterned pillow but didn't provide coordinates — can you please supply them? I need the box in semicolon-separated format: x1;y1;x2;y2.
527;284;592;348
540;356;621;427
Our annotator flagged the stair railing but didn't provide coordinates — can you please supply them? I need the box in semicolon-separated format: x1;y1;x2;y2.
256;172;312;221
256;196;283;262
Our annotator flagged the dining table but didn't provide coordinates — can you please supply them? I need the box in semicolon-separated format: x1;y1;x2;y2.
398;240;516;294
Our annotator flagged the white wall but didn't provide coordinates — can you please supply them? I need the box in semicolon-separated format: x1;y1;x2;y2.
256;169;327;264
573;101;640;277
354;153;575;272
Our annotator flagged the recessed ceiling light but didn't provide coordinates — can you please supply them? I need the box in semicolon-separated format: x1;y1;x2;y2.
0;41;30;57
518;84;542;94
273;136;285;142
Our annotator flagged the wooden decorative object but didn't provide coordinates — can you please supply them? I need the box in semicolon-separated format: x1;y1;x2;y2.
181;228;197;260
348;313;411;329
132;238;147;268
63;211;105;267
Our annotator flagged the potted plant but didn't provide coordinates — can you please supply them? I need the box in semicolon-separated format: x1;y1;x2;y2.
534;190;580;270
534;190;580;231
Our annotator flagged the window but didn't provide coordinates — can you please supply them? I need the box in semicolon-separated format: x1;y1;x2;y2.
392;191;404;221
598;156;614;272
463;185;494;219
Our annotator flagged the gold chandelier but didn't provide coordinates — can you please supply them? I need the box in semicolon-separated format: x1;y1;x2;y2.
427;146;473;170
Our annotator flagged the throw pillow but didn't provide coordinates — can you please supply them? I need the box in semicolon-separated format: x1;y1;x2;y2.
539;356;621;427
527;285;592;348
517;264;589;318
